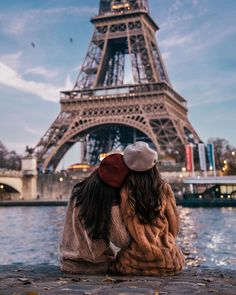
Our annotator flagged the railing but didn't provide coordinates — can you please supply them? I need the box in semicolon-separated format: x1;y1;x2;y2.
60;82;187;107
0;169;22;177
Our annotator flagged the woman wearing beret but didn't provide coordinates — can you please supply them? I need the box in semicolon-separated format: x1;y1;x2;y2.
60;153;130;274
111;142;185;276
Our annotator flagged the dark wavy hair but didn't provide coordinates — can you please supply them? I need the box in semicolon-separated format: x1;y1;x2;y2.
125;165;165;224
71;170;120;243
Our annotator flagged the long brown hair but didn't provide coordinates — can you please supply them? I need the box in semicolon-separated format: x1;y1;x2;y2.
72;170;120;242
125;165;164;224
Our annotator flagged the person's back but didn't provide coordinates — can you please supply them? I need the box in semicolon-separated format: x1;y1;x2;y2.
60;154;130;274
111;142;185;276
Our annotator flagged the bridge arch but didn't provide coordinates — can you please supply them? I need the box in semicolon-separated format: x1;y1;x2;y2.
0;177;22;200
0;176;22;194
42;116;159;170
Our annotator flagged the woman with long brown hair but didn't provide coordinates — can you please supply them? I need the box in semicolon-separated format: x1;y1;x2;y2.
111;142;185;276
60;153;130;274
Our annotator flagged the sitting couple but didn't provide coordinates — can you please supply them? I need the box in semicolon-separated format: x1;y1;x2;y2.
60;141;185;276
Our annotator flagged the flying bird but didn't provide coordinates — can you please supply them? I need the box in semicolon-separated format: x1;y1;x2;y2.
31;42;36;48
70;38;73;43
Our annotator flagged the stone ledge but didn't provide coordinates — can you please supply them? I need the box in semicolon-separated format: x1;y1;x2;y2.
0;265;235;295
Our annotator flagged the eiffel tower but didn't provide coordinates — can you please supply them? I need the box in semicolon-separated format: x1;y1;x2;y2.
34;0;200;171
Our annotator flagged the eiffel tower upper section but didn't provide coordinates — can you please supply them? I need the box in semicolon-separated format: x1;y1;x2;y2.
73;0;170;89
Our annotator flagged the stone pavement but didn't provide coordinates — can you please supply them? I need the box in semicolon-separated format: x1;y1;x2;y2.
0;265;235;295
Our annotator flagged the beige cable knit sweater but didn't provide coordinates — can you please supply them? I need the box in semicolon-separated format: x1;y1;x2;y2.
60;197;130;274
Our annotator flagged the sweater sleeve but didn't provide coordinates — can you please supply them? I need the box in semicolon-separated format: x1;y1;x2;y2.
164;183;180;238
109;205;131;249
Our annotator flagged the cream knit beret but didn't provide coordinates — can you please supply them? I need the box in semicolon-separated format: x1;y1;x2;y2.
123;141;158;172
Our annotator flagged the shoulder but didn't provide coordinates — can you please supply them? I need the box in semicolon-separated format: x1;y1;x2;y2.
160;182;175;209
162;182;173;196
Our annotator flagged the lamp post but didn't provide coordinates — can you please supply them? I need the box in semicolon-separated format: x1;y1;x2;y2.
59;177;63;200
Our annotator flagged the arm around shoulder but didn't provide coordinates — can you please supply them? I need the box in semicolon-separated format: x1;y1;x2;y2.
109;205;130;249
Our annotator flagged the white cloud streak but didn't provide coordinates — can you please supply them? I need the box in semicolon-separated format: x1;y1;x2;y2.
23;67;58;79
64;74;74;90
160;32;197;49
0;62;60;102
187;25;236;53
189;92;236;107
24;124;44;136
0;51;22;68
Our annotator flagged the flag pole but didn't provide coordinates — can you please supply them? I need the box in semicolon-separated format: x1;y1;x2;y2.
212;143;216;177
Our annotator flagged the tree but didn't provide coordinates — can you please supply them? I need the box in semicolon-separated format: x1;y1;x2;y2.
0;141;21;170
207;137;236;175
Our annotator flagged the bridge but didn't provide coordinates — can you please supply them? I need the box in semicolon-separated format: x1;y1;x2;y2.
0;160;202;201
0;156;37;201
0;170;22;200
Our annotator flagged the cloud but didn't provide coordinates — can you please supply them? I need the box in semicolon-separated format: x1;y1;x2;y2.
38;6;98;16
0;6;98;35
176;74;236;108
23;67;58;79
157;0;208;32
170;0;183;12
162;51;171;61
0;62;60;102
159;13;195;32
0;51;22;68
160;32;196;49
187;25;236;53
189;94;235;108
24;124;44;136
64;74;74;90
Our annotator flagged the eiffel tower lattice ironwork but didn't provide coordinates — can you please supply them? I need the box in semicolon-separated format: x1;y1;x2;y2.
34;0;200;171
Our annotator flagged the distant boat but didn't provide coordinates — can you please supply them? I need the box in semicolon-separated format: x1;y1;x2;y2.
182;176;236;207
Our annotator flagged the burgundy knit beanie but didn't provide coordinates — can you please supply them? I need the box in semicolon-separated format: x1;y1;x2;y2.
98;153;129;188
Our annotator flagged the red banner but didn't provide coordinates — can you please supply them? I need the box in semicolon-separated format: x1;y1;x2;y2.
185;144;194;172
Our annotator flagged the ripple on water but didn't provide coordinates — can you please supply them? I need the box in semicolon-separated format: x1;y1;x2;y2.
178;207;236;269
0;206;235;269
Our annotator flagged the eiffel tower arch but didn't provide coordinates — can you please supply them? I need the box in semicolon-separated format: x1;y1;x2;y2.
34;0;200;171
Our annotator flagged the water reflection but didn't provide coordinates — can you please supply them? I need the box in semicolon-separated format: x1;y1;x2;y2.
178;207;236;269
0;207;66;265
0;206;235;269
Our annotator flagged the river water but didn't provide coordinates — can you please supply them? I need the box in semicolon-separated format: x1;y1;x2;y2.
0;206;235;269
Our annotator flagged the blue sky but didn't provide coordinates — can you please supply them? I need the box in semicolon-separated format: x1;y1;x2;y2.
0;0;236;164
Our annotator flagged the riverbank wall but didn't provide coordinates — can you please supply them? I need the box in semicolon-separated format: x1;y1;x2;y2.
36;170;187;200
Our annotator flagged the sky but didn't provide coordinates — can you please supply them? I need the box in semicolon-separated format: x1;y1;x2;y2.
0;0;236;167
